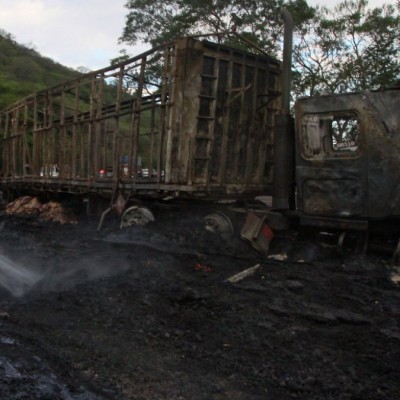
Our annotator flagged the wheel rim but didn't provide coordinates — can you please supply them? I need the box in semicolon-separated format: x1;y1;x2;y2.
120;206;155;228
203;211;233;235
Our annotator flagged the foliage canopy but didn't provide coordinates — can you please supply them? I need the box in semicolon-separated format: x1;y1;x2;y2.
120;0;400;96
293;0;400;96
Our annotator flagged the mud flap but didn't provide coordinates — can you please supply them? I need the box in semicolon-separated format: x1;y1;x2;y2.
240;212;274;254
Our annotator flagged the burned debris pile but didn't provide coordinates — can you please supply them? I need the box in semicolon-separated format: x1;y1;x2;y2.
4;196;77;224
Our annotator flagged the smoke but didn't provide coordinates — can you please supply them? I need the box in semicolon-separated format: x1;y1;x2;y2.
35;256;131;292
0;254;43;297
0;251;132;297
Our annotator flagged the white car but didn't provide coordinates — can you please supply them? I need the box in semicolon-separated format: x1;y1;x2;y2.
40;165;59;177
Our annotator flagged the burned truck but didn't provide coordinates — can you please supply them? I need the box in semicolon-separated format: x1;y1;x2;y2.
0;11;399;237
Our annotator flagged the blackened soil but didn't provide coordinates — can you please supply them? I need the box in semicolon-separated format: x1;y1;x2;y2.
0;202;399;399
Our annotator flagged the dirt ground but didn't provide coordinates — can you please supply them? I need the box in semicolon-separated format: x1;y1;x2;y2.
0;199;399;400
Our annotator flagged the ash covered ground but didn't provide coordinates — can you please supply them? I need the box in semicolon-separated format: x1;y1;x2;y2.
0;200;399;400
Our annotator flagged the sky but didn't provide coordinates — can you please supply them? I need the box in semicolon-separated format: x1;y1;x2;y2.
0;0;146;71
0;0;397;72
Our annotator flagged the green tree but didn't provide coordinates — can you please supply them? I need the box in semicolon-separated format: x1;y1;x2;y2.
120;0;315;56
0;29;81;109
293;0;400;96
120;0;399;96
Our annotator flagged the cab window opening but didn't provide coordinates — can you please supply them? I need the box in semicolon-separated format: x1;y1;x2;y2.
301;112;360;159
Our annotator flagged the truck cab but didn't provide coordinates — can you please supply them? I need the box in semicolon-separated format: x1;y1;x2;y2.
294;84;400;229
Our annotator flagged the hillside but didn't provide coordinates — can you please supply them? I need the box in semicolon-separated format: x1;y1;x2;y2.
0;29;82;109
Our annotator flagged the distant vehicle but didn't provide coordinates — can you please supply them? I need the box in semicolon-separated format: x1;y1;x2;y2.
98;166;160;179
138;168;151;178
138;168;161;179
139;168;149;178
98;167;113;178
40;164;59;178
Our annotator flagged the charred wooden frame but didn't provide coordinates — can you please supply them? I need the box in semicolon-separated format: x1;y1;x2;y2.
0;38;282;200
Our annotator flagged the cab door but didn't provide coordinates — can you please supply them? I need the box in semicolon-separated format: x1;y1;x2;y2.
295;97;368;220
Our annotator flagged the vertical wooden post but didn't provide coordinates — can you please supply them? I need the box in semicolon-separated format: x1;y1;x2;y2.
128;56;146;179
